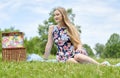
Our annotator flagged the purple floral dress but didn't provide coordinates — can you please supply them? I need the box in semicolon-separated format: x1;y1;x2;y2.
52;26;87;62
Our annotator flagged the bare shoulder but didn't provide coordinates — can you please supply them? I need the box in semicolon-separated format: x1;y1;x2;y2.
48;25;55;33
49;25;55;28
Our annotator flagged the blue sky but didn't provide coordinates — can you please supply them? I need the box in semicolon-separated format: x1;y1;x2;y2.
0;0;120;50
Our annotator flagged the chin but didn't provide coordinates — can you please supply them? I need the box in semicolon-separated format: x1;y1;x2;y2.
55;21;60;23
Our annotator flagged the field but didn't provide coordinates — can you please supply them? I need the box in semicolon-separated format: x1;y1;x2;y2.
0;54;120;78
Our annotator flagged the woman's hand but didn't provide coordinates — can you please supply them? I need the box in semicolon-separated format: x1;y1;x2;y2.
75;48;88;55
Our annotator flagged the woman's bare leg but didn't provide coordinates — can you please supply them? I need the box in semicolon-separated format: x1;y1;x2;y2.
66;58;78;63
74;54;100;65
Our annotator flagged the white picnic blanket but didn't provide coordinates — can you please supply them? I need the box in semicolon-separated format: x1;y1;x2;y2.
27;53;57;62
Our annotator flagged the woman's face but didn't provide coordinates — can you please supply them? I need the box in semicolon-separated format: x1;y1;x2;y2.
54;10;63;23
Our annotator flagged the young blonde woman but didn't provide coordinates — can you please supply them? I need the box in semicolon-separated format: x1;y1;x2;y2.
43;7;101;65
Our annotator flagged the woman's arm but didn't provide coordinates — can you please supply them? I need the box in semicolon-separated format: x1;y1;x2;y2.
43;25;54;60
76;44;88;55
77;44;83;49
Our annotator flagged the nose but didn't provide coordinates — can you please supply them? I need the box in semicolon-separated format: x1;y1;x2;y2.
54;15;58;18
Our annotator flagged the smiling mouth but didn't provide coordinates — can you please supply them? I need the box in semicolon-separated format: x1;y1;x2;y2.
55;18;59;20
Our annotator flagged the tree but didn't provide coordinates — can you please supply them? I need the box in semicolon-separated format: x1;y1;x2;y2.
94;43;105;57
38;8;81;55
83;44;94;56
24;36;43;54
103;33;120;58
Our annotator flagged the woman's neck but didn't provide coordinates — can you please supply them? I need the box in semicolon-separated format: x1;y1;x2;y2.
58;22;66;27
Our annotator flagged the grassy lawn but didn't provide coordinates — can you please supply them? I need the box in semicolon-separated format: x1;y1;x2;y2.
0;54;120;78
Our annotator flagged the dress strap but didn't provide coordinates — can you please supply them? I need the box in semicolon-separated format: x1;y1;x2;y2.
52;25;58;32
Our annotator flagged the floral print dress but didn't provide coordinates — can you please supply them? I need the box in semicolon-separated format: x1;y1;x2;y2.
52;26;87;62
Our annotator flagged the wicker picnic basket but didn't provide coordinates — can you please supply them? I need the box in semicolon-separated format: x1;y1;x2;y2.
2;32;26;61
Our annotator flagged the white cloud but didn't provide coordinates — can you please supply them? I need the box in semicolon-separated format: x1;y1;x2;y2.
0;0;56;12
0;12;10;25
26;6;50;15
0;1;9;9
0;12;9;19
8;20;41;39
0;0;22;10
107;13;120;23
34;0;56;3
0;1;11;24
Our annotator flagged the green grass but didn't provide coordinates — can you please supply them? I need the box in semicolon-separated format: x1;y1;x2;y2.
0;54;120;78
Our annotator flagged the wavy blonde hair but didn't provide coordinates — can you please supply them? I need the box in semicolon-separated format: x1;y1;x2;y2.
54;7;82;49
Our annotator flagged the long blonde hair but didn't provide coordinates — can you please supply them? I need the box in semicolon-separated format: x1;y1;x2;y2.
54;7;82;49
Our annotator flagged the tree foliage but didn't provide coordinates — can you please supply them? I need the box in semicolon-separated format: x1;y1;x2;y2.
83;44;94;56
94;33;120;58
94;43;105;57
102;33;120;58
24;36;42;54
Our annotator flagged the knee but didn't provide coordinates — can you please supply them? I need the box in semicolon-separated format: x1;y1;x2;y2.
74;54;80;60
74;54;84;62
